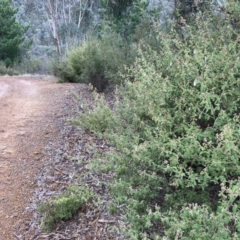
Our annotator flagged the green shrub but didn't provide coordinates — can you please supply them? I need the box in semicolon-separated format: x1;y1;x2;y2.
73;93;114;135
56;33;137;91
0;58;51;75
17;58;52;74
76;10;240;239
38;185;94;231
161;180;240;240
0;61;19;75
68;37;108;91
52;60;77;83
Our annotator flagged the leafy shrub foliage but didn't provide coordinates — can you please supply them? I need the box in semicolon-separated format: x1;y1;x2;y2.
0;58;51;75
73;92;114;134
38;185;94;231
54;33;137;91
52;60;77;83
0;0;30;66
0;61;19;75
162;180;240;239
100;0;150;39
77;12;240;239
18;57;52;74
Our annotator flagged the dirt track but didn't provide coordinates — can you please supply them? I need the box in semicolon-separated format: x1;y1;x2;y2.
0;76;76;239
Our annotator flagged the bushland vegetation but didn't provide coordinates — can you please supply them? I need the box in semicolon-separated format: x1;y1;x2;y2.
39;185;94;231
74;1;240;239
2;0;240;238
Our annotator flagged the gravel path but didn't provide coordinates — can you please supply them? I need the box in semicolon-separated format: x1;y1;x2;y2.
0;76;125;240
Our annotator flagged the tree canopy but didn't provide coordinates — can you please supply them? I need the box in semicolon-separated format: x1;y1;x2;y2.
0;0;29;66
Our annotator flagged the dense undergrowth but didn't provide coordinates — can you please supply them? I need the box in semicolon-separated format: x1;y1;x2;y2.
0;61;18;75
0;57;52;75
38;185;94;231
53;32;138;91
75;11;240;240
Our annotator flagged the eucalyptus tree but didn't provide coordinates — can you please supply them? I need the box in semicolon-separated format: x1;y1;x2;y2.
11;0;99;59
45;0;99;59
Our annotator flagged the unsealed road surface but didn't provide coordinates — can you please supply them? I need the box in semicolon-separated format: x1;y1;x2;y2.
0;76;75;239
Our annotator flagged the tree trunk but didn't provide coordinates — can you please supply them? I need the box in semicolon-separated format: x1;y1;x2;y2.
46;0;61;59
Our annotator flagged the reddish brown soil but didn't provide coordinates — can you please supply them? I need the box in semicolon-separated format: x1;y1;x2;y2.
0;76;76;240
